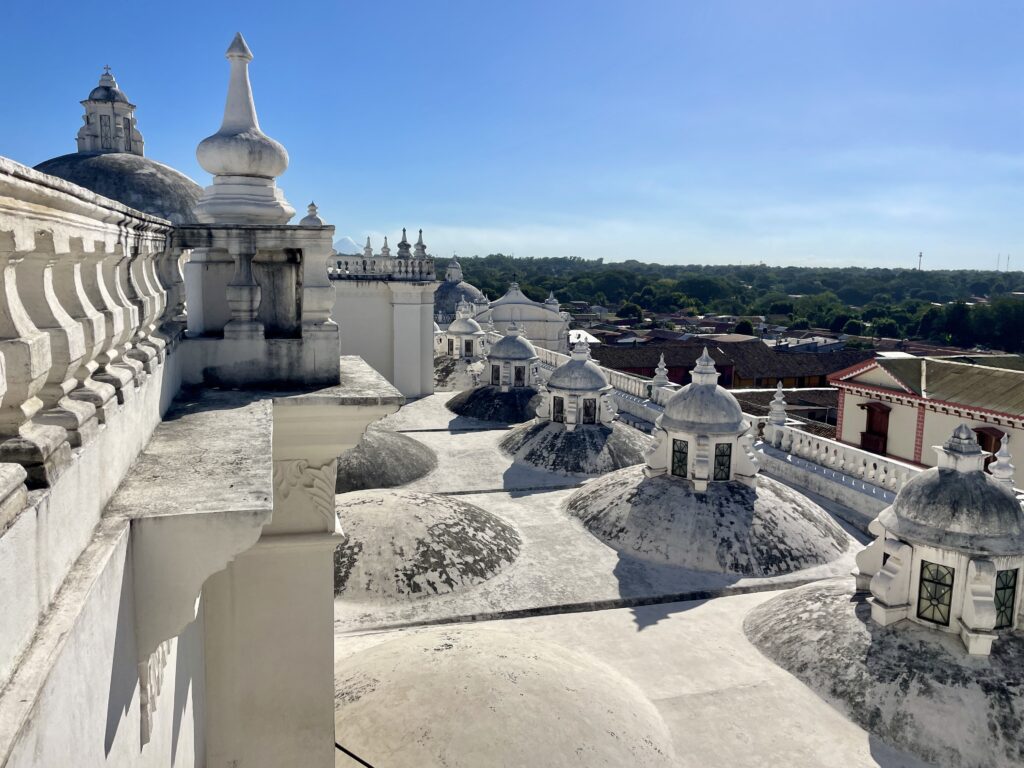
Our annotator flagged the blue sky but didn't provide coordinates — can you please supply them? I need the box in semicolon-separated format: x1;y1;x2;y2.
4;1;1023;268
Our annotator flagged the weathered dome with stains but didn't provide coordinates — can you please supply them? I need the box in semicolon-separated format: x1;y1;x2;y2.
566;464;850;575
334;490;520;601
487;328;537;361
447;315;484;335
334;626;676;767
660;347;745;434
500;420;650;476
335;427;437;493
35;153;201;224
546;340;610;392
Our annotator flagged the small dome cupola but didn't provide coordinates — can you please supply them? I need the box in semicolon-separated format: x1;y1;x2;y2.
859;424;1024;656
445;259;464;282
485;324;539;392
76;66;144;156
194;33;294;224
644;347;757;490
443;299;486;360
538;340;616;432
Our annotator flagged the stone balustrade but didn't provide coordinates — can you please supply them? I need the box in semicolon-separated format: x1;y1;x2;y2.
329;254;435;282
0;157;179;487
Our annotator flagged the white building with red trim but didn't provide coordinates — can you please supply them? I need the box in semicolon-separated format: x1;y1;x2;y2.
829;354;1024;488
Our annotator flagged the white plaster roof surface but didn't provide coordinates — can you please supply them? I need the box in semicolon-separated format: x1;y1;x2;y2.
567;465;850;575
334;392;858;633
486;332;537;361
745;578;1023;768
334;490;520;601
879;467;1024;554
336;589;927;768
335;626;675;767
105;388;273;518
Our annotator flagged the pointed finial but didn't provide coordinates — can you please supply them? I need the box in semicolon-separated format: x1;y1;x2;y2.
935;424;987;473
299;202;324;227
417;228;424;245
571;339;591;359
991;434;1015;488
768;382;788;426
690;347;720;386
653;352;670;386
380;235;391;257
194;32;293;222
226;32;254;61
363;236;373;257
414;228;427;258
103;64;112;75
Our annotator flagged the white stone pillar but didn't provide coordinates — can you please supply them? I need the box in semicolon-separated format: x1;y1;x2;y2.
203;389;400;768
184;247;234;336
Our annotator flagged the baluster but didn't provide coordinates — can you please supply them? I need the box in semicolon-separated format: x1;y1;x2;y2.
135;243;169;359
155;247;188;327
80;242;139;403
122;246;160;371
0;230;71;487
15;232;98;447
58;238;116;423
223;246;263;340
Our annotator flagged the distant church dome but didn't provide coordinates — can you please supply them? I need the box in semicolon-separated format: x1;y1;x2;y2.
447;315;483;335
35;66;201;224
878;424;1024;555
546;343;610;392
488;328;537;361
660;348;744;434
435;259;486;319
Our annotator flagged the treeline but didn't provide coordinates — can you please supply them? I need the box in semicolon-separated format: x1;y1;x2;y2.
442;254;1024;352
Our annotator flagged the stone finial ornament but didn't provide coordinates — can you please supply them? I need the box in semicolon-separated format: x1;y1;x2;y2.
363;236;373;258
380;236;390;258
299;202;324;227
194;32;295;224
652;353;670;387
414;229;427;258
768;382;787;426
991;434;1015;488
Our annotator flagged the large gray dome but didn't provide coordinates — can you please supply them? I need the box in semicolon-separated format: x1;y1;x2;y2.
488;332;537;361
567;465;849;575
435;279;486;318
879;468;1024;555
35;152;201;224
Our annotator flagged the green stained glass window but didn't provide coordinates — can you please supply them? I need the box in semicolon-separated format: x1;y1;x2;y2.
995;569;1018;630
917;560;954;626
713;443;732;481
671;439;688;478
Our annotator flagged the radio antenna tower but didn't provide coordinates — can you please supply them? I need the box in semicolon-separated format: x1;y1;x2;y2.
917;251;923;271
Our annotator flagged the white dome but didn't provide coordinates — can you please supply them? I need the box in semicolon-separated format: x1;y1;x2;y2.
660;348;745;434
447;316;483;335
488;329;537;361
334;626;676;767
547;341;610;392
878;425;1024;555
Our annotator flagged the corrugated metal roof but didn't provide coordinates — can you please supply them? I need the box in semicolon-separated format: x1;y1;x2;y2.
875;356;1024;416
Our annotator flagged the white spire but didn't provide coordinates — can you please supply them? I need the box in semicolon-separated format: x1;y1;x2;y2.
934;424;988;474
299;202;323;227
380;236;391;258
652;353;670;387
194;32;294;224
690;347;720;386
363;236;373;258
414;229;427;258
991;434;1016;488
768;382;788;426
571;339;592;360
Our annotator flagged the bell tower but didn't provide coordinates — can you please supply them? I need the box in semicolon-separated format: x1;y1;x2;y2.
75;66;145;155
